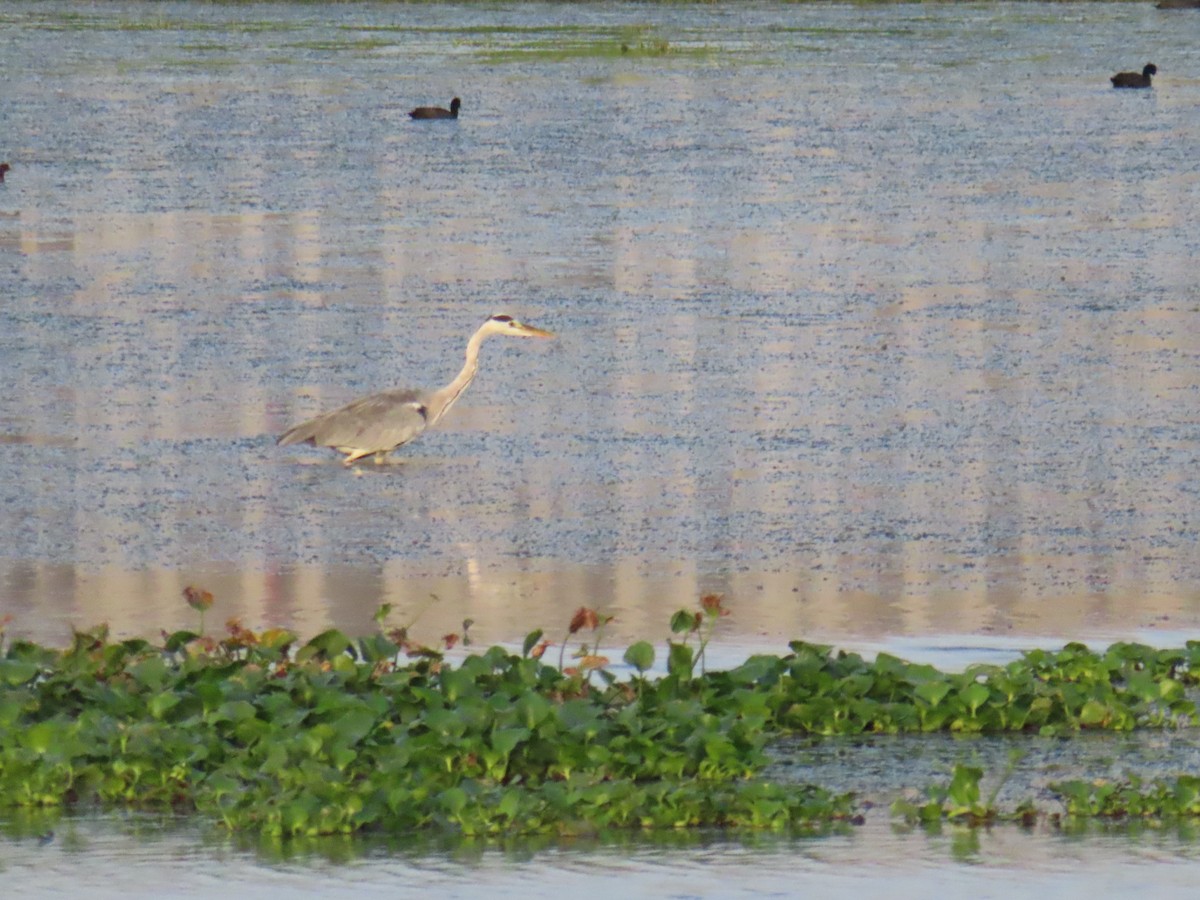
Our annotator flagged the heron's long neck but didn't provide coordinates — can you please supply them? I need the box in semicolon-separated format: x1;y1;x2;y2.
427;328;487;425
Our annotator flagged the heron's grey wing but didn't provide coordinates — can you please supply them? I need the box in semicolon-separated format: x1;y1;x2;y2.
278;388;431;452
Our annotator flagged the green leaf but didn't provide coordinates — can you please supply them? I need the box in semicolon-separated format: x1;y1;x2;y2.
623;641;655;673
959;682;991;715
667;642;694;679
149;691;182;719
131;655;169;690
522;629;544;657
0;658;40;686
23;721;60;755
514;693;553;730
332;708;378;746
299;629;353;662
669;610;699;634
163;630;200;652
214;700;258;723
439;786;468;815
914;680;952;708
490;726;531;757
1079;700;1111;726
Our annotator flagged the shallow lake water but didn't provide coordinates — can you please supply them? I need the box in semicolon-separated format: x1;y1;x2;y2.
2;0;1200;892
7;801;1200;899
2;1;1200;655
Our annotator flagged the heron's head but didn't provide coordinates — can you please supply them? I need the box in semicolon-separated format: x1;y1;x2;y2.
484;314;555;339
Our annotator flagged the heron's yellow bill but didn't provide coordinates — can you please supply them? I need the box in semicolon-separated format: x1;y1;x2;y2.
516;322;555;338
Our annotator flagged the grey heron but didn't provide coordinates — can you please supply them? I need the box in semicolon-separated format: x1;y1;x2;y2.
277;314;554;465
409;98;461;120
1111;64;1157;88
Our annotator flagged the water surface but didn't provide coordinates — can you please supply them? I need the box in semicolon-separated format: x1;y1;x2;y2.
1;2;1198;657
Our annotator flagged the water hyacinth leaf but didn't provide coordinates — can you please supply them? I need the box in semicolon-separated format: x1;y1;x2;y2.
497;788;522;820
148;691;182;719
130;655;169;689
667;642;694;678
331;746;357;770
162;630;200;652
522;629;544;657
490;726;530;758
1079;700;1112;727
557;699;603;737
670;610;700;634
623;641;655;674
947;765;983;806
439;786;468;815
424;708;467;738
258;628;297;652
915;680;953;708
0;659;40;687
214;700;257;724
358;633;401;663
514;693;553;730
959;682;991;715
0;697;24;729
299;629;353;662
22;721;60;755
439;667;477;703
332;708;378;746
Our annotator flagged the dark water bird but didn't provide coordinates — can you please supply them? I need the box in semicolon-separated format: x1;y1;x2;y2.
1111;64;1157;89
409;97;461;120
0;163;10;182
277;314;554;465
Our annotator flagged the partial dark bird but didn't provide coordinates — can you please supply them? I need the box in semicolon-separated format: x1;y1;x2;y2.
409;97;461;120
1111;64;1157;89
0;163;10;182
277;314;554;465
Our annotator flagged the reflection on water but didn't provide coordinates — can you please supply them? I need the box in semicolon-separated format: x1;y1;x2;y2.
7;808;1200;900
1;2;1200;651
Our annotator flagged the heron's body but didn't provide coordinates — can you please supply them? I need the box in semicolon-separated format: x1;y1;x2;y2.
410;97;461;120
1111;64;1157;88
277;314;553;465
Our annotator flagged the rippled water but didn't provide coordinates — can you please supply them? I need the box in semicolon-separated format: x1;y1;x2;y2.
6;805;1200;899
4;0;1200;892
5;1;1199;653
4;0;1200;651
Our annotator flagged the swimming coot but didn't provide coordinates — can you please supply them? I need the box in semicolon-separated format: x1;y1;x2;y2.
1111;64;1157;89
409;97;461;120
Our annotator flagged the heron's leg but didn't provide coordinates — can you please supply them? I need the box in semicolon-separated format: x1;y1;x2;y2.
373;451;391;465
342;449;371;466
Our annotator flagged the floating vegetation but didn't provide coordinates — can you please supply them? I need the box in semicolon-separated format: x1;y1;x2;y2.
2;597;1200;838
1052;773;1200;821
462;23;718;64
477;37;716;65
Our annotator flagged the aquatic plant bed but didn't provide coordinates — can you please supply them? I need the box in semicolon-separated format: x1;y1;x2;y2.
3;608;1200;837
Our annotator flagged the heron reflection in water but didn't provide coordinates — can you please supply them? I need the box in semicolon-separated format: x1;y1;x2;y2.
277;314;554;465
